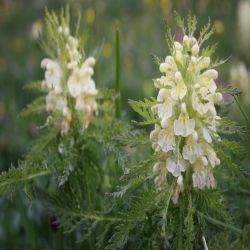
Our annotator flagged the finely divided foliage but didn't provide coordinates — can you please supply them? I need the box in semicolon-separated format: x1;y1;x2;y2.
127;14;250;249
0;7;126;239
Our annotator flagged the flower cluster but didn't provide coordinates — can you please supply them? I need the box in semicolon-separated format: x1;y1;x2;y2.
150;35;222;202
41;26;97;134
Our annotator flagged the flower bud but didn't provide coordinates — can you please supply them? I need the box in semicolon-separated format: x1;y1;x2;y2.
191;43;199;56
174;41;183;51
153;162;161;173
177;175;183;186
159;62;168;73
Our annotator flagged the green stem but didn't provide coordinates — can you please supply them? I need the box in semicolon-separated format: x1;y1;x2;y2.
198;212;242;234
80;213;128;222
233;96;250;127
63;209;130;223
177;201;184;250
115;23;121;119
70;233;75;250
31;221;36;250
161;182;175;235
59;230;64;250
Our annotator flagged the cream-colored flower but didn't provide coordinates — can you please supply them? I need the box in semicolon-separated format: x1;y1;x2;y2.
197;57;211;71
150;125;161;152
46;91;67;112
174;103;195;137
154;76;175;89
41;58;63;93
41;24;98;134
66;36;82;69
166;153;186;177
149;31;222;199
171;72;187;100
157;120;176;152
202;128;212;143
159;56;178;75
174;41;183;52
67;57;97;98
75;95;98;128
201;142;220;168
152;88;174;127
182;131;203;164
153;161;168;189
192;158;216;189
172;175;184;204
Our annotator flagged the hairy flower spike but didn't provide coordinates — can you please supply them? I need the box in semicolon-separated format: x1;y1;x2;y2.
41;21;97;134
151;33;222;202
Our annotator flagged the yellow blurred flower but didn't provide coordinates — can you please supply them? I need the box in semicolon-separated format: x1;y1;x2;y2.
102;43;112;58
230;61;250;102
238;0;250;56
160;0;172;15
214;20;224;34
13;37;25;53
0;2;15;16
143;0;158;7
85;8;95;24
124;55;133;71
31;19;43;39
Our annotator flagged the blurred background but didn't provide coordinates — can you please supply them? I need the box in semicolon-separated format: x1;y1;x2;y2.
0;0;249;249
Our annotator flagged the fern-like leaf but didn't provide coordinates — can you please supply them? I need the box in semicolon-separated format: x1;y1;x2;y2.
129;98;159;126
0;164;51;196
217;86;242;96
20;96;46;117
112;129;149;147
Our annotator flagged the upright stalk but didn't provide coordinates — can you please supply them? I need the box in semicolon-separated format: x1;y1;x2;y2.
198;212;242;234
233;96;250;127
59;230;64;250
115;23;121;119
31;221;36;250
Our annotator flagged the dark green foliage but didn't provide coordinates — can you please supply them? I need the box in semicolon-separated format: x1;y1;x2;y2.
218;86;242;96
129;98;159;126
0;164;51;197
113;129;149;147
20;96;46;117
218;117;248;136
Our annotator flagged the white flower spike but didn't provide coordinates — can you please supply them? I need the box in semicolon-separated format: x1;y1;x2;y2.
150;31;222;202
41;25;98;134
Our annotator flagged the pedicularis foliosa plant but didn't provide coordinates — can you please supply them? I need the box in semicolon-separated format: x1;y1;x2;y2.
0;7;129;246
1;8;250;250
103;14;250;249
